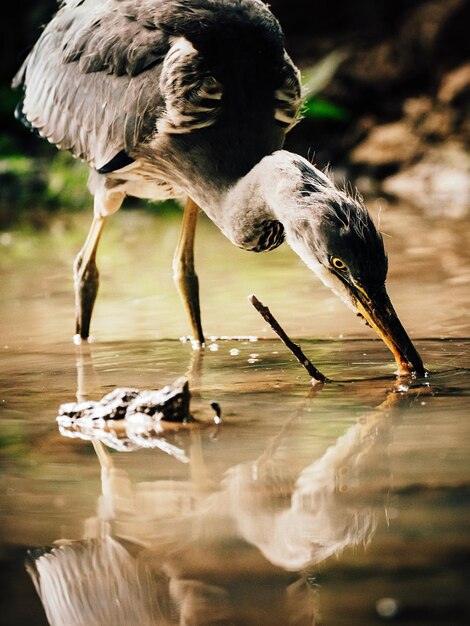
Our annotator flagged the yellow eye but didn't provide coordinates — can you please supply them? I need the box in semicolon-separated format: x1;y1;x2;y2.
331;257;346;270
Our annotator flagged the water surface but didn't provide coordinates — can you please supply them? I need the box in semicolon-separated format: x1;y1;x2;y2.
0;204;469;625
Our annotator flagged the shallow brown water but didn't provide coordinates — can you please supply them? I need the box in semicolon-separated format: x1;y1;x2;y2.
0;204;469;625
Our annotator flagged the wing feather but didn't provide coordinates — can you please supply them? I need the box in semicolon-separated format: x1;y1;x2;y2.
14;0;302;171
274;52;302;131
13;0;169;169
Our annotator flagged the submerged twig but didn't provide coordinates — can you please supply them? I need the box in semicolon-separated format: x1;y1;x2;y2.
249;294;329;384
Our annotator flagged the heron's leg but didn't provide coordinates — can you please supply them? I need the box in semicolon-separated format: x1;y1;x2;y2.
74;215;106;341
173;197;205;346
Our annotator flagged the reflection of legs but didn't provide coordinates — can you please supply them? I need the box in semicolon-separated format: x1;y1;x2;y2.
173;197;205;346
74;342;113;469
74;216;106;341
190;430;212;492
75;344;100;402
186;349;204;396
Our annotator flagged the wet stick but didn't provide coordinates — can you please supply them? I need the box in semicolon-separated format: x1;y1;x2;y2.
248;294;329;384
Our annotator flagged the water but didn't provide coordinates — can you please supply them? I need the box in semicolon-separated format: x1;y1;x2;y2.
0;204;469;625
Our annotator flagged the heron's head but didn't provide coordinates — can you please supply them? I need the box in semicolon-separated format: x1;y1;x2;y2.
283;158;425;376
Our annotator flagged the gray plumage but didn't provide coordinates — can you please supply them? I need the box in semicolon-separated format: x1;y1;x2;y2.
14;0;301;197
13;0;425;375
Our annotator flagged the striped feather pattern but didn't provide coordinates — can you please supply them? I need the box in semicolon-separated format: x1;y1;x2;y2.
247;220;285;252
157;37;223;134
274;53;302;131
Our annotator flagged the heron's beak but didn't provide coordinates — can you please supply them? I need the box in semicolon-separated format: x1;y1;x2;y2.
352;285;426;376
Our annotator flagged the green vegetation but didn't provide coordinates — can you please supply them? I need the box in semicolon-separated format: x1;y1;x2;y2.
302;97;349;121
301;50;350;121
0;148;181;229
0;152;86;227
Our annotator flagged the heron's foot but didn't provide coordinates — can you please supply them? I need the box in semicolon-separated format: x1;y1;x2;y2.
74;253;99;340
73;333;96;345
180;336;206;350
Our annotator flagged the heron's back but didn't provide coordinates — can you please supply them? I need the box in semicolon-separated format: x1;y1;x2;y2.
14;0;301;187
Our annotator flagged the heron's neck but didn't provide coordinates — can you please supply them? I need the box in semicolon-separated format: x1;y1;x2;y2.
201;150;313;249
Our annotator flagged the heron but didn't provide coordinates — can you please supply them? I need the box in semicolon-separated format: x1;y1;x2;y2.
13;0;425;376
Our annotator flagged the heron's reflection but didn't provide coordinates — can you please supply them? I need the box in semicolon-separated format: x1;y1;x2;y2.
27;347;426;626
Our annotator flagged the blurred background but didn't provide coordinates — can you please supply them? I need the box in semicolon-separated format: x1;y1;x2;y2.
1;0;469;227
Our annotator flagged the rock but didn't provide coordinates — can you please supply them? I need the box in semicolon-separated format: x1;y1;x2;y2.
438;63;470;105
402;96;434;121
58;388;140;423
403;97;456;142
350;121;422;168
126;378;192;423
382;142;470;218
56;378;204;460
401;97;455;140
57;379;192;426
